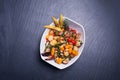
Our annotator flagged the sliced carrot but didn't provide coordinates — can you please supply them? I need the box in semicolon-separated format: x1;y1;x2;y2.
65;44;72;49
60;46;64;51
71;50;78;56
56;57;62;64
68;48;72;53
46;35;49;39
51;48;55;56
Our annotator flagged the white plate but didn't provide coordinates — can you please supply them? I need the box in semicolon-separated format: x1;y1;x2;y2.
40;17;85;69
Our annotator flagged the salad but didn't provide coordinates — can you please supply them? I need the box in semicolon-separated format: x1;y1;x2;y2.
42;14;83;64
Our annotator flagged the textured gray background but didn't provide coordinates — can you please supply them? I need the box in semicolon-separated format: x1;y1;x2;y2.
0;0;120;80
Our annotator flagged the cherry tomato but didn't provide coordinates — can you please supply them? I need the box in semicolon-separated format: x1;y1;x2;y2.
71;40;76;45
67;38;72;42
71;29;76;34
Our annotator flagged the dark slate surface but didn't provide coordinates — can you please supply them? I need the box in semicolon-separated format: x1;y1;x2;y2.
0;0;120;80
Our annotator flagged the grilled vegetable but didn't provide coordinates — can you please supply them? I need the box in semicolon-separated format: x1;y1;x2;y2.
59;14;64;27
52;16;59;27
44;25;63;31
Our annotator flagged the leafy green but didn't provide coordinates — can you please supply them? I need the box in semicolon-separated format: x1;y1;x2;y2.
62;30;65;37
63;20;69;30
80;40;83;45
